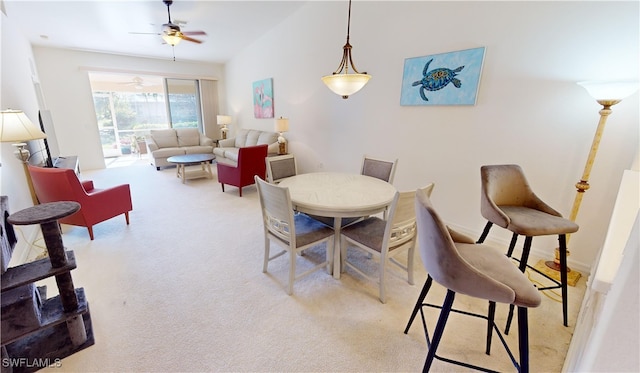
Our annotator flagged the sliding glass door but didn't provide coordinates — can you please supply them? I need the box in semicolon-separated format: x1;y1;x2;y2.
89;73;204;159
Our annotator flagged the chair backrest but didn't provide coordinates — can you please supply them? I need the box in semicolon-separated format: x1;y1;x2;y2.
361;155;398;184
387;183;434;249
27;165;86;204
266;154;297;184
255;176;296;247
415;188;516;303
480;164;561;227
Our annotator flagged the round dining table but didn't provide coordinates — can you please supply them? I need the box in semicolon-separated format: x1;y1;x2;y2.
278;172;397;279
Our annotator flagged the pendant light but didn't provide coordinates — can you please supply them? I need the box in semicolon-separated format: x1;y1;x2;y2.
321;0;371;99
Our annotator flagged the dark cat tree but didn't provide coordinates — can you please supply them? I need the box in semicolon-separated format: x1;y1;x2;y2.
1;197;94;373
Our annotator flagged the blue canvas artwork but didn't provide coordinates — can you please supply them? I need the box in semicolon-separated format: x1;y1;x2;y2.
400;47;485;106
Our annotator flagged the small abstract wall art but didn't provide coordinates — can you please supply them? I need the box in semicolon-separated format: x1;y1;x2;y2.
253;78;274;118
400;47;485;106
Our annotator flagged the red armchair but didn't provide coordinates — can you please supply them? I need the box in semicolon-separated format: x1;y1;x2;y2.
216;144;268;197
27;165;133;240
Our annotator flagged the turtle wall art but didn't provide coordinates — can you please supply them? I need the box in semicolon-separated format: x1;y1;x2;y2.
400;47;485;106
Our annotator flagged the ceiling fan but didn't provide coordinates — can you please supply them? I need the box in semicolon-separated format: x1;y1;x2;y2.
117;77;154;90
130;0;206;46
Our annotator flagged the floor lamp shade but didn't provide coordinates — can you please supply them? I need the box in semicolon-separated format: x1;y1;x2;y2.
577;80;638;101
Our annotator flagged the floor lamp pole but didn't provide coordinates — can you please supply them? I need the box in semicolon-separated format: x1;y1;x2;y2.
544;100;618;274
539;80;638;284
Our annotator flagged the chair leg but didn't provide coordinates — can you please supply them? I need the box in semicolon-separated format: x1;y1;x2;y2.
379;256;386;304
404;275;433;334
287;249;295;295
124;211;130;225
476;221;493;243
517;306;530;373
486;301;495;355
220;183;225;192
558;234;569;327
506;236;532;335
423;290;455;373
506;233;519;258
87;226;94;240
262;236;270;273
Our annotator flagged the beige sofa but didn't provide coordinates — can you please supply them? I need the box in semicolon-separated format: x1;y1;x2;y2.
214;129;280;166
146;128;214;170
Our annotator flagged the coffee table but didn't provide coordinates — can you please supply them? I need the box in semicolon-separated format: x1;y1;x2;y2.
167;154;216;183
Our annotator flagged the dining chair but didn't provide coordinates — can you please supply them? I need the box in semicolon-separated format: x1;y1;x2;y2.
477;164;579;330
339;184;433;303
406;188;542;372
265;154;297;184
361;155;398;184
255;176;334;295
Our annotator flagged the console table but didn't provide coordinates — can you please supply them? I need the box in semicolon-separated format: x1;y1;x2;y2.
53;155;79;174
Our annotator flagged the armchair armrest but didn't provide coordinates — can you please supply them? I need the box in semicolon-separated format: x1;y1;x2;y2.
218;138;235;147
146;137;159;152
81;180;95;192
199;134;214;147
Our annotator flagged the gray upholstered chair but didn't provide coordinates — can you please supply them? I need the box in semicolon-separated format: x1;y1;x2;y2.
361;155;398;184
405;188;542;372
255;176;334;295
339;184;433;303
476;164;579;329
265;154;297;184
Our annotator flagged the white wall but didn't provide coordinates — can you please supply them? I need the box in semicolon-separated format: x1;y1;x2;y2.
31;47;225;171
224;1;639;273
0;6;42;261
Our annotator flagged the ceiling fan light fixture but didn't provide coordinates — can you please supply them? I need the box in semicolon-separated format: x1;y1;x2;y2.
322;0;371;99
162;32;182;46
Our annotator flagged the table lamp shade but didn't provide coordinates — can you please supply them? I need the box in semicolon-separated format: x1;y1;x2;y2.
275;117;289;133
577;80;639;101
0;110;46;142
217;115;232;126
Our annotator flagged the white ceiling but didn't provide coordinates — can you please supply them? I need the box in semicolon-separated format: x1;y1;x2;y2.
3;0;307;64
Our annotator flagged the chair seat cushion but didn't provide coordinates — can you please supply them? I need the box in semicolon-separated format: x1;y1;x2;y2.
456;242;542;308
294;213;334;248
501;206;579;236
341;217;386;252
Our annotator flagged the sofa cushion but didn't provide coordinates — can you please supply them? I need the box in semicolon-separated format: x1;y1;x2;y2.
257;131;278;146
184;145;214;155
152;147;186;158
176;128;201;147
234;129;250;148
151;129;179;148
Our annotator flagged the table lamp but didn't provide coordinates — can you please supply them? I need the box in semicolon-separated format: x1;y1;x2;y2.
217;115;231;139
0;109;47;205
275;117;289;155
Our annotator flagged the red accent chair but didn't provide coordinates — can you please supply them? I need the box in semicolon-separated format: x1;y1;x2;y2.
27;165;133;240
216;144;268;197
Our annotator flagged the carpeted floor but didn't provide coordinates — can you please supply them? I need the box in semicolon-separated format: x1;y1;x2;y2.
25;160;585;372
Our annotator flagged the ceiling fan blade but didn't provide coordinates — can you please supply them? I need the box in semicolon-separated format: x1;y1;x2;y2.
182;31;207;36
180;35;203;44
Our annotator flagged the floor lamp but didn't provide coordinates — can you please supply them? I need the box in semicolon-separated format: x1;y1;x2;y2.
0;109;47;205
535;80;639;284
